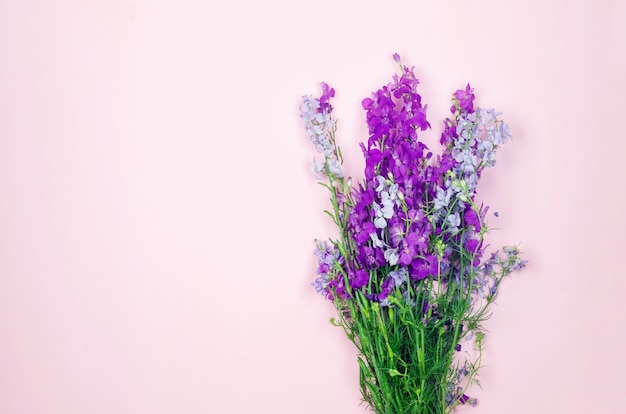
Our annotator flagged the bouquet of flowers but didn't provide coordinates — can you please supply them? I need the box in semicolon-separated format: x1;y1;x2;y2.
300;54;526;414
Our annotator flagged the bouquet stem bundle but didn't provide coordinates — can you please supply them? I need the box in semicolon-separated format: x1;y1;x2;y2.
300;55;525;414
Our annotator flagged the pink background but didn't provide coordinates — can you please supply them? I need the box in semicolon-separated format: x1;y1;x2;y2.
1;1;625;413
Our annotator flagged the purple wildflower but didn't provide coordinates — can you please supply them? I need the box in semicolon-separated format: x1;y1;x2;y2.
452;84;475;114
351;269;370;289
319;82;335;113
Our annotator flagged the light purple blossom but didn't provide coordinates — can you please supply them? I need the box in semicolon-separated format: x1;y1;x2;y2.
300;84;343;179
389;267;408;287
327;156;344;178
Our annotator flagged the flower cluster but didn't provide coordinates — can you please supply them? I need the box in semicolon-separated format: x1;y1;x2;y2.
299;82;343;179
348;58;440;303
300;55;525;414
312;240;345;300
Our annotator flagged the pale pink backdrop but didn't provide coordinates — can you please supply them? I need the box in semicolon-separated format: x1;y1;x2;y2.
1;1;625;413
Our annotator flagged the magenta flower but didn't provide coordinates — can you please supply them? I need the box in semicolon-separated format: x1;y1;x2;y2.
452;83;475;113
351;269;370;289
319;82;335;113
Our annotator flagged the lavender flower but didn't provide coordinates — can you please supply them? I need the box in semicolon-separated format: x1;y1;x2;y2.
312;240;343;299
389;267;408;287
300;83;343;179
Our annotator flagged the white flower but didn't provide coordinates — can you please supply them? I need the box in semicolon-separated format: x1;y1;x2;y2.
384;248;399;266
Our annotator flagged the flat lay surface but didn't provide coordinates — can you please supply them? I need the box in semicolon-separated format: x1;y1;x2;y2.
0;1;624;413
